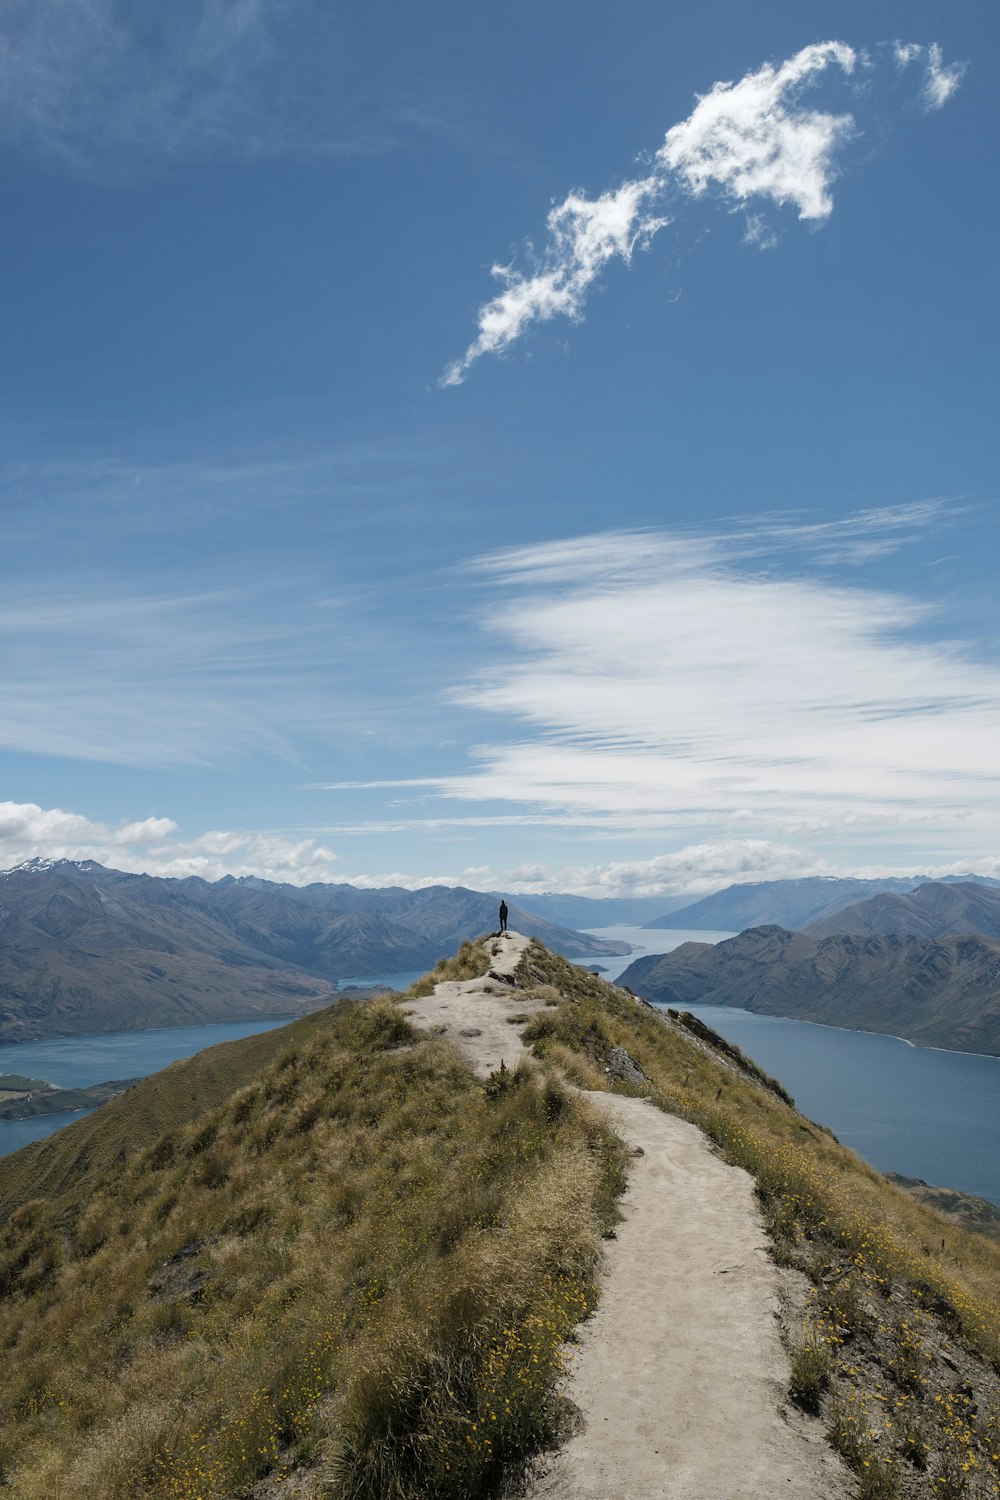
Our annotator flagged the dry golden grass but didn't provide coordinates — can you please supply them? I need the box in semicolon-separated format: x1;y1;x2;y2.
5;937;998;1500
0;996;626;1500
402;937;494;997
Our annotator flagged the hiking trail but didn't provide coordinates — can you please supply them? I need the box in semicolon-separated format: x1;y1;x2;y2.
403;931;851;1500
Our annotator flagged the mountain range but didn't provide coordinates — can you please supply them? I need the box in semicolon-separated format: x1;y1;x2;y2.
643;874;1000;932
0;860;629;1043
803;880;1000;940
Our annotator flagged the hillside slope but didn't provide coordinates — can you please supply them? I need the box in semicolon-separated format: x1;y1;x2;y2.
619;924;1000;1054
0;1007;341;1221
1;940;997;1500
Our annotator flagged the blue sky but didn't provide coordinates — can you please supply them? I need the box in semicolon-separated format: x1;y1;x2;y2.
1;0;997;899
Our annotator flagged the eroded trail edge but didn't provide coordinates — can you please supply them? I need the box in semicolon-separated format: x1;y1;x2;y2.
404;934;851;1500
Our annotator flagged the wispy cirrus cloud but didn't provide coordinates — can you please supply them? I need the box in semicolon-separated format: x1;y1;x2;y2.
895;40;968;111
0;0;454;172
327;503;1000;861
0;576;367;767
444;40;964;385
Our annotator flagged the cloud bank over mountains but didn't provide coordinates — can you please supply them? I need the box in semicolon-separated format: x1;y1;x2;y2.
444;40;964;385
5;797;1000;903
0;800;341;885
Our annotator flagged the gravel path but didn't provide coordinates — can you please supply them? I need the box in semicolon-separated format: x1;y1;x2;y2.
404;934;851;1500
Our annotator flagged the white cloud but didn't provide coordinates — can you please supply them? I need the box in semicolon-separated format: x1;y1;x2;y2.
459;841;828;899
379;509;1000;859
442;180;667;387
923;43;966;111
743;213;778;250
130;831;340;883
112;816;178;845
0;800;340;884
5;796;998;901
893;43;924;69
467;499;957;582
445;40;962;382
330;844;1000;901
892;41;966;111
447;41;860;382
657;41;855;219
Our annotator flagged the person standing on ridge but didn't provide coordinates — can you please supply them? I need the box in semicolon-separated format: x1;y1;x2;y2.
499;899;508;933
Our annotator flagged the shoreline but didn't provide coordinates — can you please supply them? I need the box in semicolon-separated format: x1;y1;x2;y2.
652;1000;1000;1063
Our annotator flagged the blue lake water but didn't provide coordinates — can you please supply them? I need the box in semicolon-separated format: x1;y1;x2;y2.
337;970;424;992
581;925;736;983
677;1006;1000;1208
0;1020;289;1158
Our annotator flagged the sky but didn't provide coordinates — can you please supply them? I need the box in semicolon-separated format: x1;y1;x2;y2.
1;0;998;901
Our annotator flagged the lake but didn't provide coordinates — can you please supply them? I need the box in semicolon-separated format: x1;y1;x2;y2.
676;1005;1000;1209
0;927;684;1161
0;1019;290;1158
580;925;737;982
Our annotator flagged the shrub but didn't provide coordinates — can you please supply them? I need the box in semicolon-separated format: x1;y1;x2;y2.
789;1336;829;1414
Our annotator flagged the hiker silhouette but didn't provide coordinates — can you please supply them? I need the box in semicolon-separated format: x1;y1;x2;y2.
498;900;508;933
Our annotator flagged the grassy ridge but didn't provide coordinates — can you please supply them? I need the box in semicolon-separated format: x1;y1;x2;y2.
2;937;998;1499
516;943;1000;1499
0;986;625;1499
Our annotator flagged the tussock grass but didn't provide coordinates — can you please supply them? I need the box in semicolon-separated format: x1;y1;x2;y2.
5;935;999;1499
403;937;494;997
0;993;626;1500
0;1006;341;1223
789;1334;831;1414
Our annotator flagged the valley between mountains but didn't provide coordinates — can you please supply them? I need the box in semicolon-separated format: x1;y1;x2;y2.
4;862;1000;1059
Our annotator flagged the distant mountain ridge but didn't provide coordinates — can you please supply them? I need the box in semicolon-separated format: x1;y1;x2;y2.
803;881;1000;940
505;892;681;927
0;860;628;1044
643;874;1000;932
618;924;1000;1055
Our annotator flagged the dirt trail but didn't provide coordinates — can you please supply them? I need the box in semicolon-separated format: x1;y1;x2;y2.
402;930;543;1076
403;934;851;1500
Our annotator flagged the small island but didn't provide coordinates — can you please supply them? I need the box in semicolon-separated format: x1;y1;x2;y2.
0;1074;140;1121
